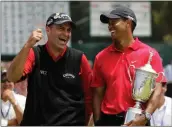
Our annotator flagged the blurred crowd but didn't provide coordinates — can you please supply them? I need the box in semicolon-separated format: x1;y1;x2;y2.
1;62;27;97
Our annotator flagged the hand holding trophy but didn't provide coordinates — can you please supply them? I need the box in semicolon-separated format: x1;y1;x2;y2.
124;50;163;125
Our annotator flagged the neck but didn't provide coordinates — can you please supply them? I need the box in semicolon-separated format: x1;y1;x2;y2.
157;96;165;109
114;35;134;51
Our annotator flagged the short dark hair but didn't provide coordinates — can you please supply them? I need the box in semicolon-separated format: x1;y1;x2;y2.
131;21;136;32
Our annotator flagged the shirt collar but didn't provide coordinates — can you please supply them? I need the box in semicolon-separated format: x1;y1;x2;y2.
46;42;67;61
109;37;140;52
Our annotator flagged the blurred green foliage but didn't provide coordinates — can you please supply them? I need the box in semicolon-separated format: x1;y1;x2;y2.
152;2;172;43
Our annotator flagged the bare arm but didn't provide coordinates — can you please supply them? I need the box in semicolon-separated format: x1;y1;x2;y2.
92;86;106;122
80;54;93;125
7;44;32;82
12;101;24;125
145;82;162;114
7;29;43;82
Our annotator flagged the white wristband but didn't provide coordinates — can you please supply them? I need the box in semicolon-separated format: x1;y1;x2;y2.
1;119;8;126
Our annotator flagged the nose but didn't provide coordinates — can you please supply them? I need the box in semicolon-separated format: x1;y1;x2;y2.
108;24;115;32
64;31;69;37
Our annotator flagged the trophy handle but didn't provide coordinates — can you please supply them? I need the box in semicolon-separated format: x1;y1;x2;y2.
128;64;136;84
156;72;165;83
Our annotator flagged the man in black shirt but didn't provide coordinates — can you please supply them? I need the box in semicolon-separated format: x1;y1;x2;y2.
7;12;92;126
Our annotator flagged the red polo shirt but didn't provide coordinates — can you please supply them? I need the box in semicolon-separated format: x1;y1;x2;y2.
23;43;92;123
91;38;166;115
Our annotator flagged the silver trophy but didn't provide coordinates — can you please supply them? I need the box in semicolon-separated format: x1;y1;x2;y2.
124;51;163;124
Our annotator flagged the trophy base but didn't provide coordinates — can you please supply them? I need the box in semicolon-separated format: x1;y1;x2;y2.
124;107;142;124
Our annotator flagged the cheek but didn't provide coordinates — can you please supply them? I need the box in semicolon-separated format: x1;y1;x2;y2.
119;24;127;31
68;32;71;38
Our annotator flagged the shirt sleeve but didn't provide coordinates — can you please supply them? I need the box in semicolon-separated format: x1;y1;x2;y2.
151;50;167;84
80;54;92;124
14;93;26;112
18;96;26;112
23;48;35;76
91;56;105;87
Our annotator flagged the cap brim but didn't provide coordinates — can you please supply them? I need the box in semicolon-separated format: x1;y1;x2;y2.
54;20;76;29
100;14;121;23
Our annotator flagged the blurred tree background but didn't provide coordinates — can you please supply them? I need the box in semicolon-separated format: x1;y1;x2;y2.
152;1;172;43
2;1;172;66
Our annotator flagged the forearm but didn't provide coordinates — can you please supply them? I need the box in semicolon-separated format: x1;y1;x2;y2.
12;102;24;124
92;94;102;122
8;119;18;126
85;101;92;125
92;87;105;122
145;83;162;114
7;43;31;82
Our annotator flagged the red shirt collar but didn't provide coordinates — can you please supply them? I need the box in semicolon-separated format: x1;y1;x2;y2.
45;42;67;61
109;37;140;52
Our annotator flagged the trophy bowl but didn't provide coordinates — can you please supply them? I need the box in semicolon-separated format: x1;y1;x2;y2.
132;68;157;103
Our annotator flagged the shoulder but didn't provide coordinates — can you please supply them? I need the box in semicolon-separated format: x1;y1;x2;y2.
137;39;159;55
67;47;84;60
137;40;158;53
164;64;172;70
136;39;161;61
68;47;84;54
165;96;172;104
32;44;45;53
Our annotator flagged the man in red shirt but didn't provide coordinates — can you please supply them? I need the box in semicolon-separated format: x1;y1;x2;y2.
91;5;166;126
7;12;92;125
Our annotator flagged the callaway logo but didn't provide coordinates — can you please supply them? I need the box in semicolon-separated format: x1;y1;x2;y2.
54;13;71;20
63;73;75;79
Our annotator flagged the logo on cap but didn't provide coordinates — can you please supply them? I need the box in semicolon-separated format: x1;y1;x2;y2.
54;13;60;19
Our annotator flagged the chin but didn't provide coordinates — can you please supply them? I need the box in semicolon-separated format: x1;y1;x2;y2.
56;45;65;51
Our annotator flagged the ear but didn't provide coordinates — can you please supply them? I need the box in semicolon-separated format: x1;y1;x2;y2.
46;26;50;33
126;19;131;28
